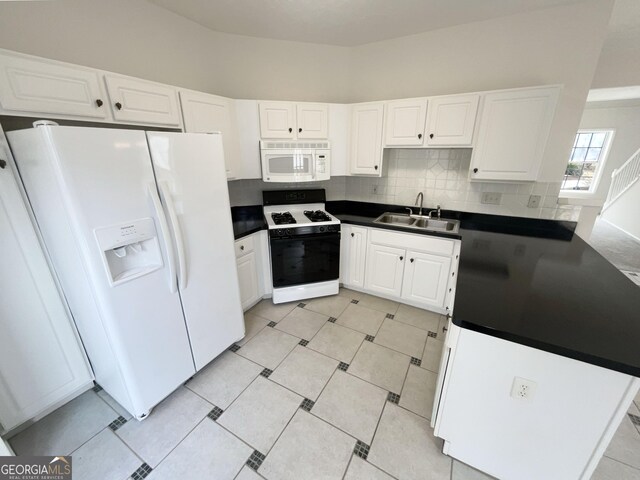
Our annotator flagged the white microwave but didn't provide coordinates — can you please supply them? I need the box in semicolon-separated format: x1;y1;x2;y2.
260;141;330;183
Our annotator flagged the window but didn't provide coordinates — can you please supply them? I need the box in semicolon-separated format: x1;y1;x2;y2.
561;130;613;194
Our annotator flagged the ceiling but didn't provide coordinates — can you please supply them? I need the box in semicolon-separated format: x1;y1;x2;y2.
147;0;584;47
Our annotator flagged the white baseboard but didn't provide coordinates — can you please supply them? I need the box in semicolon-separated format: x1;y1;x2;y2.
600;218;640;243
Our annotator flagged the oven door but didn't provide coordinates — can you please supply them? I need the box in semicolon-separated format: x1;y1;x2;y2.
270;232;340;288
261;149;315;182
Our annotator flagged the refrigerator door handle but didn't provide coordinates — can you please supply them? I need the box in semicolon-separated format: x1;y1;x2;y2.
158;182;187;290
148;183;178;293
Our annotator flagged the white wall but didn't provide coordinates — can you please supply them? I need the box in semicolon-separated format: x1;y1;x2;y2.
0;0;352;103
602;180;640;240
579;101;640;203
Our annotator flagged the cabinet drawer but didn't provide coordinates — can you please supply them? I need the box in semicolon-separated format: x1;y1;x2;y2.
369;228;454;256
235;235;256;257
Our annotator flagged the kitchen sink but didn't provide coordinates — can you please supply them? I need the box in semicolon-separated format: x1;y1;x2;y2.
373;212;460;234
374;213;416;225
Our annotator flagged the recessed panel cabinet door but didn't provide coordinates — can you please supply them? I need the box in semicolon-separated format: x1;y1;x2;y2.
104;74;181;127
469;87;559;181
180;90;240;179
236;251;259;311
342;226;368;288
296;103;329;139
350;103;384;175
0;156;92;431
364;243;405;297
259;102;296;139
384;99;428;146
401;251;451;310
425;94;479;146
0;52;107;118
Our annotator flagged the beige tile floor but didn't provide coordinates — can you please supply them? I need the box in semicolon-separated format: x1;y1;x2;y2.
7;288;640;480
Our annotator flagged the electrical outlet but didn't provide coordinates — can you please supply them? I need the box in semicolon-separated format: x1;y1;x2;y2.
481;192;502;205
527;195;541;208
511;376;537;400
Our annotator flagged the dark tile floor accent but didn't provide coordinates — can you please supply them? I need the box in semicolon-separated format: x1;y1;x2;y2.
427;331;438;338
267;321;277;328
386;313;395;319
207;406;224;421
297;302;307;308
131;463;153;480
108;416;127;432
91;384;103;393
629;413;640;427
365;335;375;342
351;299;359;304
353;440;370;460
299;339;309;347
410;357;422;367
246;450;266;471
387;392;400;404
328;317;337;323
300;398;315;412
338;362;349;372
260;368;273;378
228;344;241;352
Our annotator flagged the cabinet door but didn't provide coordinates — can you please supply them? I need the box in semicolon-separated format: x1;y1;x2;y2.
364;243;405;298
104;74;181;127
470;87;559;181
342;226;368;288
0;154;92;431
180;90;240;179
0;52;107;119
425;94;479;146
384;99;428;146
296;103;328;139
235;100;262;179
401;251;452;310
236;251;260;311
350;103;384;175
259;102;296;139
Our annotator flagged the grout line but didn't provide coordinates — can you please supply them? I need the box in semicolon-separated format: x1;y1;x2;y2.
602;454;640;472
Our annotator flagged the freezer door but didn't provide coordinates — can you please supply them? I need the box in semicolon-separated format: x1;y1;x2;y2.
147;132;245;370
8;126;196;418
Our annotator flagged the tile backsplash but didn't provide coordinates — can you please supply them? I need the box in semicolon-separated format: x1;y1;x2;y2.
227;148;581;221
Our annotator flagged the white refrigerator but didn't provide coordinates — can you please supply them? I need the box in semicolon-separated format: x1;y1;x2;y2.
8;125;245;420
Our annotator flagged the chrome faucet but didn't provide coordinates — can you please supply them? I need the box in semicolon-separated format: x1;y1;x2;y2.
428;204;441;219
415;192;424;216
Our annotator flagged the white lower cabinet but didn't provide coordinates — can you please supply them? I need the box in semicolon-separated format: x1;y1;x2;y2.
364;243;405;297
235;231;270;311
340;225;367;288
344;225;459;313
401;250;452;309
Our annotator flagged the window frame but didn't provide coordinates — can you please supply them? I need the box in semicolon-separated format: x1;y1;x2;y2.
559;128;615;199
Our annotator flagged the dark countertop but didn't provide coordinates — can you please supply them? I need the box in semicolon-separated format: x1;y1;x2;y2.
231;205;266;240
325;200;640;378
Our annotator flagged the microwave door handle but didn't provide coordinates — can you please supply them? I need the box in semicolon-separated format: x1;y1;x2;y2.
311;153;316;180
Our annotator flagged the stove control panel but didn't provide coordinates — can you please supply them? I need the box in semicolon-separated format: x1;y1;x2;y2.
270;224;340;239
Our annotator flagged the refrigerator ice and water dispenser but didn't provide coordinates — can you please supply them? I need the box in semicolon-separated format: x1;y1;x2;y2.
94;218;163;286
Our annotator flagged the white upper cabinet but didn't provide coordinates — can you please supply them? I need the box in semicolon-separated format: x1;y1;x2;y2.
384;99;428;146
234;99;262;179
470;86;560;182
258;102;296;139
425;94;479;147
180;90;240;179
258;101;329;139
104;74;181;127
350;103;385;176
296;103;329;139
0;51;108;119
328;103;350;176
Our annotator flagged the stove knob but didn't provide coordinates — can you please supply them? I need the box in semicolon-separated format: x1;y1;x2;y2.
277;229;283;236
286;229;292;235
319;226;325;232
